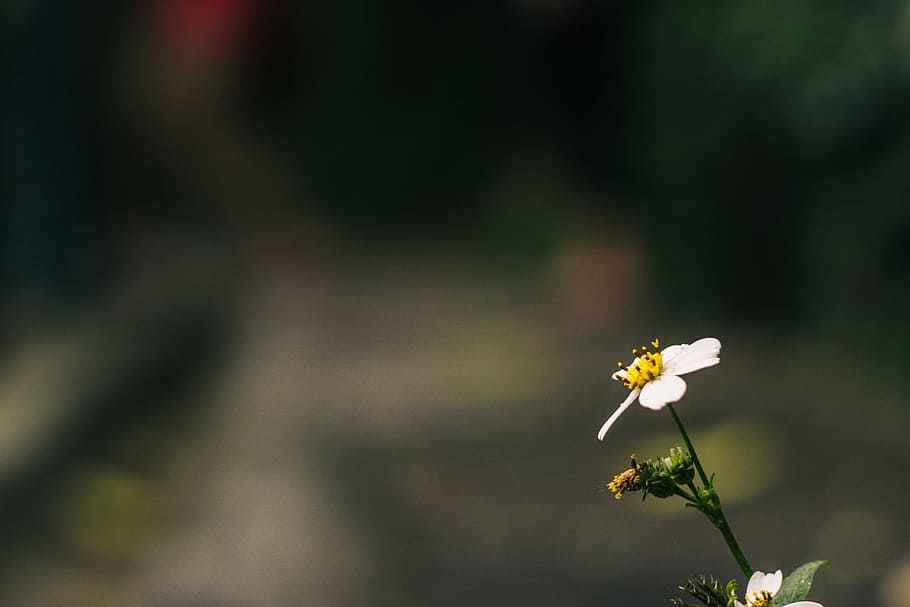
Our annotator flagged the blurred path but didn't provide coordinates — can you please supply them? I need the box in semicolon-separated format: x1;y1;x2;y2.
1;245;907;607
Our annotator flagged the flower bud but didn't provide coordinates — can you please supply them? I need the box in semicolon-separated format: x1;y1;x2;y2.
639;459;676;499
670;575;735;607
672;574;736;607
606;449;698;502
664;447;695;485
698;486;717;504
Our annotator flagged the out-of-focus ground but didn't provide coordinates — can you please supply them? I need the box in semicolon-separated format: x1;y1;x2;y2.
1;239;908;607
4;2;910;606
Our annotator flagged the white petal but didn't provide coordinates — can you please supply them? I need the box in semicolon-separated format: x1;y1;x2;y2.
746;570;782;597
765;570;783;595
745;571;765;597
660;344;684;365
733;602;745;607
597;389;640;440
661;337;721;376
638;374;687;410
781;602;824;607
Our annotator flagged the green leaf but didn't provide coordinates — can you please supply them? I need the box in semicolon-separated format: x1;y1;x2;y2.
773;561;829;605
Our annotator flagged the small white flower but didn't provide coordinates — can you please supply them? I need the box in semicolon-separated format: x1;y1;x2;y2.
596;337;721;441
734;569;823;607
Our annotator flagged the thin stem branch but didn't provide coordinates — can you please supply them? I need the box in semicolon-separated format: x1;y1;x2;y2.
673;486;699;504
666;404;710;488
666;404;753;578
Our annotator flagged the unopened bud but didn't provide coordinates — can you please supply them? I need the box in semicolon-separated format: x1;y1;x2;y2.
664;447;695;485
639;459;675;499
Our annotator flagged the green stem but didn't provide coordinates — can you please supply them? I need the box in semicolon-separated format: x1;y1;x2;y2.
673;486;699;504
715;510;753;578
666;404;710;488
666;404;754;578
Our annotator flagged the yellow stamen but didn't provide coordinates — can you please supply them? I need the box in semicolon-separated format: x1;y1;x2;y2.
747;590;773;607
614;338;663;390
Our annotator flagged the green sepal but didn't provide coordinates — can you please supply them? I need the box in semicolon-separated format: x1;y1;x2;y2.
724;579;739;607
773;560;829;605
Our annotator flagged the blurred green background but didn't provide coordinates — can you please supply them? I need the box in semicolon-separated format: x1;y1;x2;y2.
2;1;910;606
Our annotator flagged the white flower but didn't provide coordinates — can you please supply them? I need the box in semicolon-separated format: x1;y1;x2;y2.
733;569;823;607
596;337;721;441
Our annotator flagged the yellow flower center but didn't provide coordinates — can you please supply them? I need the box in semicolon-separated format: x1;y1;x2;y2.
616;339;662;390
747;590;773;607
